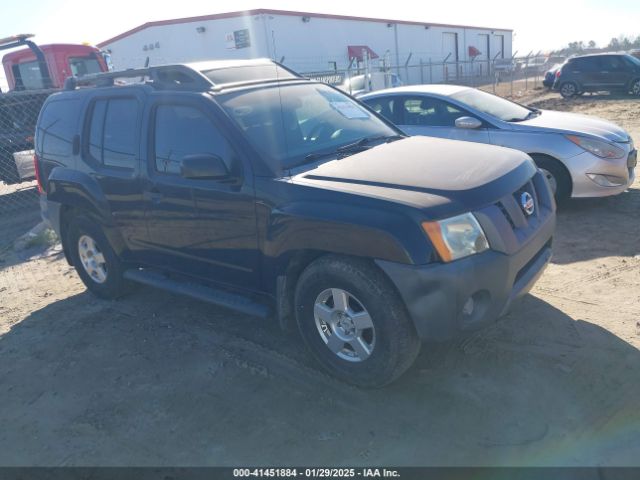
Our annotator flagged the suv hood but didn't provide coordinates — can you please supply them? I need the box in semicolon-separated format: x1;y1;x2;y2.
513;110;631;143
291;136;536;218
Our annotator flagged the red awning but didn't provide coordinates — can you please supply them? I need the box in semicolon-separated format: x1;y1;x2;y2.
347;45;379;61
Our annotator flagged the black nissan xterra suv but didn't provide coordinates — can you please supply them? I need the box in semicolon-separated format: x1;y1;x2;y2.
36;59;556;386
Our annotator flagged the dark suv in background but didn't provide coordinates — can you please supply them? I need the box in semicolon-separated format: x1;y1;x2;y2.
554;53;640;98
36;60;555;386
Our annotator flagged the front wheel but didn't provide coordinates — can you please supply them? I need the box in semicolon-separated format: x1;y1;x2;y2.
533;156;572;202
630;79;640;96
559;82;578;98
67;215;131;299
294;255;420;387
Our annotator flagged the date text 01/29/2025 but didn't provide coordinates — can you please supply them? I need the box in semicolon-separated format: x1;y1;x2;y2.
233;468;401;478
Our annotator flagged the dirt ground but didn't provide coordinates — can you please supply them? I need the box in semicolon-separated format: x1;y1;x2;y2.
0;90;639;467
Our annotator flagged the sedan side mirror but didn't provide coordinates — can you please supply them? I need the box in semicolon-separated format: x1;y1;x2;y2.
180;154;229;180
455;116;483;129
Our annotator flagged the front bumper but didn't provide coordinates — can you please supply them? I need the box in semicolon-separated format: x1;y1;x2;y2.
377;170;556;341
566;148;637;198
377;231;553;341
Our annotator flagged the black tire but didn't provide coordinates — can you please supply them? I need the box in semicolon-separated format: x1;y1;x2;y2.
559;82;578;98
532;155;572;202
0;157;20;185
294;255;420;387
67;215;131;299
630;79;640;96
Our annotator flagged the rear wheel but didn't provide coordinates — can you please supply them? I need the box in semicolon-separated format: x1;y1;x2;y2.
630;79;640;96
294;255;420;387
67;215;131;299
559;82;578;98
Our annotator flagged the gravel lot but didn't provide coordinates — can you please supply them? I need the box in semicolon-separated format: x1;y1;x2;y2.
0;91;639;467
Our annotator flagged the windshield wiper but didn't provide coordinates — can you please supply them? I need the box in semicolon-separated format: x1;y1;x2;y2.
506;109;540;122
336;134;404;154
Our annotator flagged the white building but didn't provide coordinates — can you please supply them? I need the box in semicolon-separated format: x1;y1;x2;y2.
98;9;512;84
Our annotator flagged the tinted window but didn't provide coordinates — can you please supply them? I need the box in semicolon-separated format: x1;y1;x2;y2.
86;98;138;169
599;56;626;71
88;100;107;162
37;99;82;160
103;99;138;168
363;97;399;124
569;57;597;72
154;105;234;175
401;96;469;127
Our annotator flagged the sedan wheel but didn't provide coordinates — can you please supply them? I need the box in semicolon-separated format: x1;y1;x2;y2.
539;168;558;196
314;288;376;362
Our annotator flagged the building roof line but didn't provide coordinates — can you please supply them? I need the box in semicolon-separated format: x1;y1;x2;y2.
97;8;512;48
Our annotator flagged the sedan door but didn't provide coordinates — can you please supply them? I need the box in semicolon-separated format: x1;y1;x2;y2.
392;95;490;144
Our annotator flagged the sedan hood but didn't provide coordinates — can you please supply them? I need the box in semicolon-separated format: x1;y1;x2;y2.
292;136;536;218
514;110;631;143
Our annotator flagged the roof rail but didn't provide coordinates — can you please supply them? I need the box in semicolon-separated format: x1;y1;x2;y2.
63;64;213;92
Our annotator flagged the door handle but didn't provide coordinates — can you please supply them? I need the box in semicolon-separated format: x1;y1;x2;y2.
143;190;163;203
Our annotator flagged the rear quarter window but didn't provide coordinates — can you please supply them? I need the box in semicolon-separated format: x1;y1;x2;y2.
36;98;83;162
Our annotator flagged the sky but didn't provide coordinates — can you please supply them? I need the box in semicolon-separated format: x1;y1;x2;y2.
1;0;639;87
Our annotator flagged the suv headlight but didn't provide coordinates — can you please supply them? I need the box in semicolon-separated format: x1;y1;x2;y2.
422;213;489;262
566;135;625;159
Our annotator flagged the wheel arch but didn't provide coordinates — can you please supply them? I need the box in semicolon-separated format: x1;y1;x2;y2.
528;152;573;197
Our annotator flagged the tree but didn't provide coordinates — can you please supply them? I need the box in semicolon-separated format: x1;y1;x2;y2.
588;40;596;48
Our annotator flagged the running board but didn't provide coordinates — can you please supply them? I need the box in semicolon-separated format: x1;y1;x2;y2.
123;268;271;318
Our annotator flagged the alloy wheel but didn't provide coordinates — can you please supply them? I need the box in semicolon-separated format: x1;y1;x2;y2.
78;234;108;284
313;288;376;362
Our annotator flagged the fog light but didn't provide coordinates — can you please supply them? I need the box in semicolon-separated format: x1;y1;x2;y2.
462;297;475;316
586;173;626;187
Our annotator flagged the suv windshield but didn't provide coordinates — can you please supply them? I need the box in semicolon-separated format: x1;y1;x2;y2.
450;88;533;122
219;82;398;170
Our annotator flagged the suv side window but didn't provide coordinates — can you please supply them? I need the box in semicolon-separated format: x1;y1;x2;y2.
154;104;235;175
599;56;625;71
86;97;139;169
570;57;597;72
37;99;82;161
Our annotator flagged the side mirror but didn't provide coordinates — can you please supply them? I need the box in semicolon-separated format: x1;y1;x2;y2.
455;116;483;129
180;154;229;180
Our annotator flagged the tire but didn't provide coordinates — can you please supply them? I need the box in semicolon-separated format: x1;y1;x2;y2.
67;215;131;299
630;79;640;96
294;255;420;387
0;157;20;185
559;82;578;98
532;155;571;202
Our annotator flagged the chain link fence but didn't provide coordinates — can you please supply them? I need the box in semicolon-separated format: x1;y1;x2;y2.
300;53;563;97
0;91;52;282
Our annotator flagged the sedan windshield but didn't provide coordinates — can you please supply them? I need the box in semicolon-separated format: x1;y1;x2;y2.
218;82;398;170
451;88;533;122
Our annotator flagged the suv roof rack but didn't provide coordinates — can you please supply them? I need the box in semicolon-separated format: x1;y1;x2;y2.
63;64;214;92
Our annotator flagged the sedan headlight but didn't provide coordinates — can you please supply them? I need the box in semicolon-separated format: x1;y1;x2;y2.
566;135;625;159
422;213;489;262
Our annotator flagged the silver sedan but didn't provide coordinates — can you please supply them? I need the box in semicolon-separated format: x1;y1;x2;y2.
360;85;637;199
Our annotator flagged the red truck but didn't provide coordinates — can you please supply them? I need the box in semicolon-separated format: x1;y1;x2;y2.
0;35;109;184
